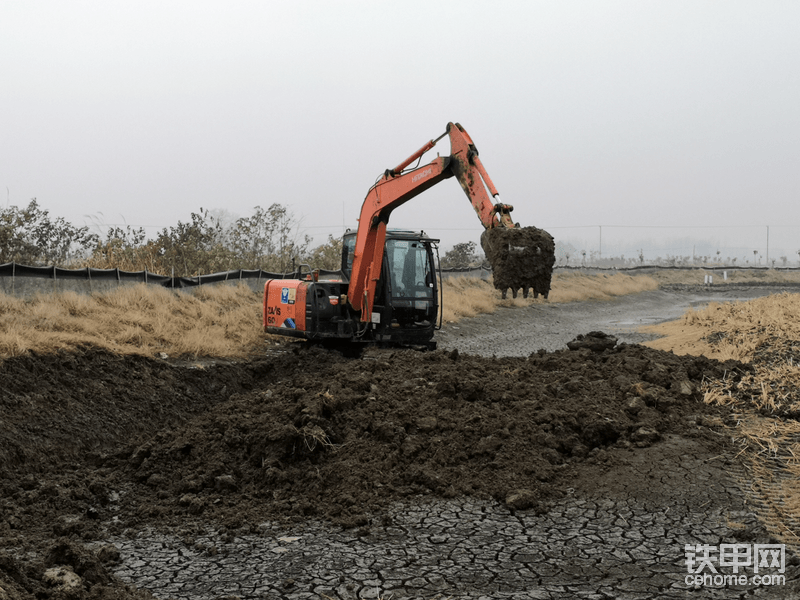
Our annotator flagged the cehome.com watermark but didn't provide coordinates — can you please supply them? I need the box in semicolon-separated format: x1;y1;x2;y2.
685;543;786;587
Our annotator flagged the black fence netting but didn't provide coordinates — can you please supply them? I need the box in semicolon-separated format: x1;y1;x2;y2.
3;261;796;295
0;262;346;289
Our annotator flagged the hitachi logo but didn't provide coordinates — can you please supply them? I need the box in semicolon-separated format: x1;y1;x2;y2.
412;168;432;183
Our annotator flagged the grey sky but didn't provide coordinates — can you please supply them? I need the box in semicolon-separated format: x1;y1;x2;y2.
3;1;799;258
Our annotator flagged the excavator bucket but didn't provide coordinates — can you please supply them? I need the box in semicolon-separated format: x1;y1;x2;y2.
480;226;556;300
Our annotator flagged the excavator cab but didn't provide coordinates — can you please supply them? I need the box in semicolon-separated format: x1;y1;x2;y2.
342;229;441;347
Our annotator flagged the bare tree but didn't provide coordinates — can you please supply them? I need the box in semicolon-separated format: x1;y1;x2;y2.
0;199;98;265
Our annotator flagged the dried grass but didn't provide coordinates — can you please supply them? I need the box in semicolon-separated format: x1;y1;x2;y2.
0;283;265;360
641;292;800;542
440;277;499;323
440;272;659;323
649;268;800;287
548;271;659;302
4;273;662;359
645;292;800;360
3;269;793;360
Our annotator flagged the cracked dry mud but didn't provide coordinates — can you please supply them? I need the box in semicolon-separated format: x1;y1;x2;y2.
2;286;800;599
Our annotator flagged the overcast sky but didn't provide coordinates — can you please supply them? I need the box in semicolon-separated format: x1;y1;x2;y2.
2;1;799;258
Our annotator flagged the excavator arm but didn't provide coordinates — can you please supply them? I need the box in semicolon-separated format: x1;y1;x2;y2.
445;122;517;231
348;122;550;321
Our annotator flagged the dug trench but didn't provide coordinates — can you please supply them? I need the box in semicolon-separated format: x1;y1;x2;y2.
0;332;797;597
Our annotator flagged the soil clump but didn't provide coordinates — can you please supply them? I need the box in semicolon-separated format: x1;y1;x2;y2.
480;226;556;299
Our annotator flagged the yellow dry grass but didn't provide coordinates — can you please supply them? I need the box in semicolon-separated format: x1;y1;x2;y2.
640;292;800;543
548;271;660;302
648;268;800;287
0;272;672;359
440;272;659;323
4;272;655;359
643;292;800;362
2;268;794;361
0;284;265;360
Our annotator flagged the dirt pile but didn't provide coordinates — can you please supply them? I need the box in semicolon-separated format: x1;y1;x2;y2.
480;226;556;299
0;349;257;474
120;343;739;527
0;340;745;598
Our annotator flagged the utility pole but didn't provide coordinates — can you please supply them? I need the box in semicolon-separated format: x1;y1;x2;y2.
766;226;769;265
599;225;602;258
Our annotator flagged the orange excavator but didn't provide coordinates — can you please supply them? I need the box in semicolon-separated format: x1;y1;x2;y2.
263;122;555;349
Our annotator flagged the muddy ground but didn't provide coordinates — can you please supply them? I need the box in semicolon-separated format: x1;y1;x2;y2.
1;285;799;599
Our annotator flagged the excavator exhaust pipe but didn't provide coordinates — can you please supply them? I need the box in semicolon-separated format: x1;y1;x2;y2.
480;226;556;300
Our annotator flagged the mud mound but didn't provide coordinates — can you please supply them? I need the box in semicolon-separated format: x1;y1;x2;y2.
0;348;263;476
480;226;556;299
90;344;739;530
0;342;745;597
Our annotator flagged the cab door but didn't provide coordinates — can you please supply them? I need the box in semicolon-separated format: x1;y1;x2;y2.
383;238;438;334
